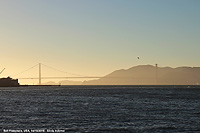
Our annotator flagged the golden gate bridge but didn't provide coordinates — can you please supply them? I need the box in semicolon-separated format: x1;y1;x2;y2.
12;63;129;85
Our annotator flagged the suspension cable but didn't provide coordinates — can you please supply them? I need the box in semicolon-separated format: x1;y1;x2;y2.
41;63;90;77
12;64;39;77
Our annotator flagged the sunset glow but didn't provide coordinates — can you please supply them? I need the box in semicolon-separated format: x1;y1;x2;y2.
1;0;200;85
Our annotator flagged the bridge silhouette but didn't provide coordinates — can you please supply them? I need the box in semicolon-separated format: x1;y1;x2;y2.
12;63;119;85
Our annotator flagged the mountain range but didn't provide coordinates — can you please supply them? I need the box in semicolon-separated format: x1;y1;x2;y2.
43;65;200;85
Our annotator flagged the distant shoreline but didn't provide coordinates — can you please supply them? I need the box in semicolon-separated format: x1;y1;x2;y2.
0;85;200;89
18;84;200;88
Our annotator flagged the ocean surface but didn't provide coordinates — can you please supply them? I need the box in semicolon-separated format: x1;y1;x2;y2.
0;85;200;133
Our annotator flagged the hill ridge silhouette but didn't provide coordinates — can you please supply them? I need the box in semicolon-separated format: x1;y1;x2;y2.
82;65;200;85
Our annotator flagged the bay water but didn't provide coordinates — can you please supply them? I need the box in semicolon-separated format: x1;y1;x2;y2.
0;85;200;132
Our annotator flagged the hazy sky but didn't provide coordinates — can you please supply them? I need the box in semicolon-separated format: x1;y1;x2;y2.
1;0;200;84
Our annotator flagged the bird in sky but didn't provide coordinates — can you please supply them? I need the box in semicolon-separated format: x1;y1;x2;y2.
137;56;140;59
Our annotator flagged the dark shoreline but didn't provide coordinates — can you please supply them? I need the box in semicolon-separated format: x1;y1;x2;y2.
0;85;200;89
20;84;200;88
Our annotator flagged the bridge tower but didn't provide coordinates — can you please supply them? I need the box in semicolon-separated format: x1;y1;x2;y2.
39;63;41;85
155;64;158;85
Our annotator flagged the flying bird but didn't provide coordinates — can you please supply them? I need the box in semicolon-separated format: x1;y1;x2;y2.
137;56;140;59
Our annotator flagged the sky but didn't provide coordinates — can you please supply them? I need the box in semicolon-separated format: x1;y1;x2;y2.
0;0;200;84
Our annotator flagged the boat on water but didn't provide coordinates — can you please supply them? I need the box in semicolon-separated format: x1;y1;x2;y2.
0;77;19;87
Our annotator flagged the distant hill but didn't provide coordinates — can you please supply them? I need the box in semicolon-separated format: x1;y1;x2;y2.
41;81;59;85
82;65;200;85
59;80;82;85
41;80;82;85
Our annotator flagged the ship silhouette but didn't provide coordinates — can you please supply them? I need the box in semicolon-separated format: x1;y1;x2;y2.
0;77;19;87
